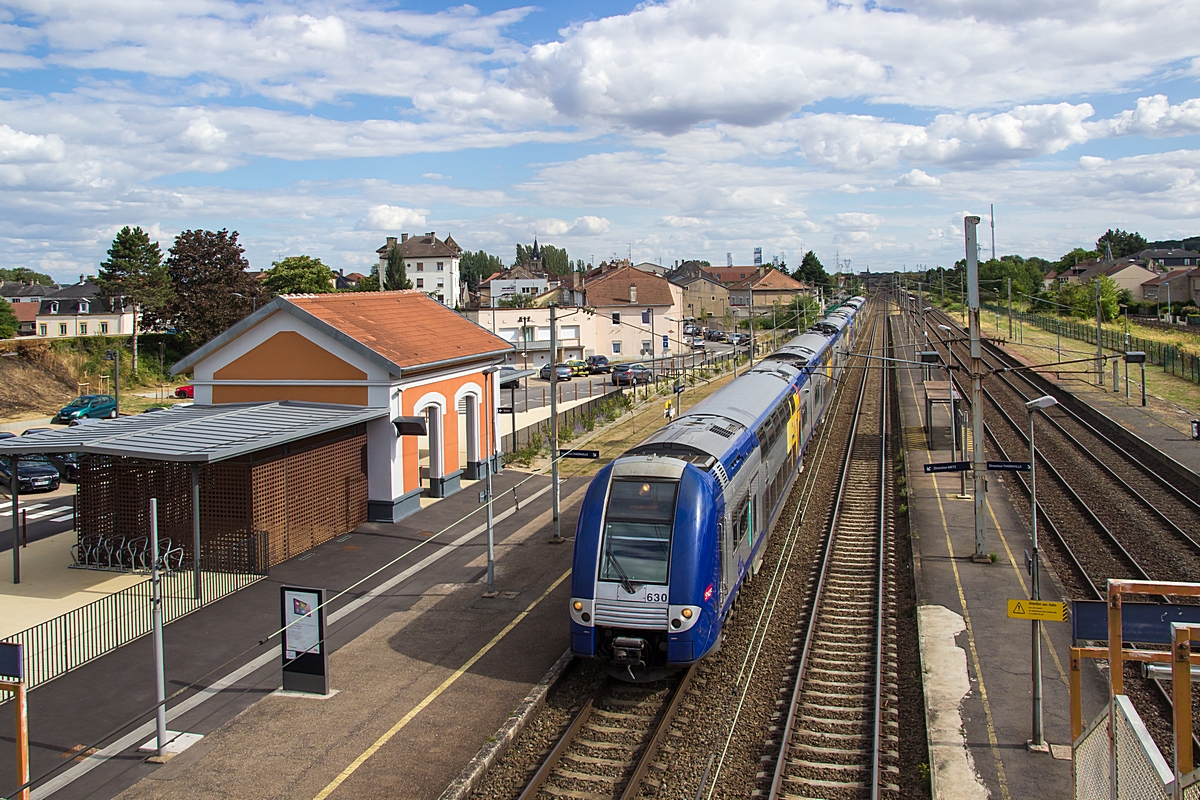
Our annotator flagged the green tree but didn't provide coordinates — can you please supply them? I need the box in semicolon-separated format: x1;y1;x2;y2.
459;250;504;293
794;250;828;288
0;267;55;285
383;246;412;291
1055;247;1101;272
497;294;533;308
539;245;570;275
0;298;17;338
264;255;334;295
165;229;265;345
1056;275;1119;320
97;226;173;375
978;257;1046;300
1096;229;1148;260
352;273;380;291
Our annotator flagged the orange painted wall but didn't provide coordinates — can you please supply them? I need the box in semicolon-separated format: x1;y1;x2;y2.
402;371;491;488
212;384;369;405
215;331;366;381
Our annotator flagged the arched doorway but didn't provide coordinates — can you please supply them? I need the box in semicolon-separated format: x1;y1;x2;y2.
457;394;480;479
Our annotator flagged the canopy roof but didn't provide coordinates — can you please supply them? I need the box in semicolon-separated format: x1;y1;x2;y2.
0;402;386;463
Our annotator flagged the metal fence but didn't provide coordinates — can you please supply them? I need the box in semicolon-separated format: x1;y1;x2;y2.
1;532;268;691
985;305;1200;387
1074;694;1174;799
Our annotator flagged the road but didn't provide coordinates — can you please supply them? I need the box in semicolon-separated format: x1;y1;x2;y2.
0;484;76;553
501;343;737;413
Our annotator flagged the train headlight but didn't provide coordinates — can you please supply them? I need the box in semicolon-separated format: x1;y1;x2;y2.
570;597;594;627
668;604;701;633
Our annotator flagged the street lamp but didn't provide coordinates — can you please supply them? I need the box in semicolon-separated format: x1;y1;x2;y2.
482;365;500;591
1025;394;1058;750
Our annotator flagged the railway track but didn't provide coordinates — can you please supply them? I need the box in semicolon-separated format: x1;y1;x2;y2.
516;667;696;800
764;306;897;800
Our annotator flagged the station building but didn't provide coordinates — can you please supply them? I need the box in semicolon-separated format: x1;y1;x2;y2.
173;290;512;523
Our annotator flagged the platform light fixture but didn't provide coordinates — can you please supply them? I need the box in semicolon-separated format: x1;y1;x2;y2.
1025;394;1057;750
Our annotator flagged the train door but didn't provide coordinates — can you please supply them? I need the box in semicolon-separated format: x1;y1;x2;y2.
719;516;732;603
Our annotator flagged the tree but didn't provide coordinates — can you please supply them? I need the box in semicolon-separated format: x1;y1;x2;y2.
165;229;265;345
978;257;1046;300
264;255;335;295
352;273;380;291
383;245;412;291
97;226;173;375
794;250;828;288
459;250;504;293
1096;229;1148;260
497;294;533;308
0;298;17;338
0;267;54;285
1055;247;1101;271
540;245;570;275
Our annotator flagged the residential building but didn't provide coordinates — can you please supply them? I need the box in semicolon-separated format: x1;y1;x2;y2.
12;302;37;336
34;279;134;338
478;265;549;307
1;281;56;305
465;307;586;368
728;268;810;311
1141;270;1192;304
704;265;760;285
1071;259;1158;296
1190;268;1200;306
632;261;669;276
582;266;680;359
173;290;511;522
670;272;730;327
375;232;462;307
1136;248;1200;269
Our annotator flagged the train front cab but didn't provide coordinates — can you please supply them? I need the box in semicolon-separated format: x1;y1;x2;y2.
569;457;721;678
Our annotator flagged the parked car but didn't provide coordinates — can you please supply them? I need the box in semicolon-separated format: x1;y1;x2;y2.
564;359;589;377
586;355;611;374
21;427;53;436
174;385;194;399
0;454;62;493
0;432;14;440
46;452;82;482
53;394;117;424
68;417;102;428
612;363;654;385
539;363;573;382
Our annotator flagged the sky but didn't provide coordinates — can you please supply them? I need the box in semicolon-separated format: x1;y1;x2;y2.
1;0;1200;284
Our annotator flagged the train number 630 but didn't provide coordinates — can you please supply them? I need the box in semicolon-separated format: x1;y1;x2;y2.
644;591;668;603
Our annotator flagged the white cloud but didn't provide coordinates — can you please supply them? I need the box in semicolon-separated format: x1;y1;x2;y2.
354;205;427;231
1092;95;1200;138
896;169;941;187
568;215;610;235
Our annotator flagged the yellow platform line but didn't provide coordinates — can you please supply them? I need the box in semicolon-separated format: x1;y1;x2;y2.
312;568;572;800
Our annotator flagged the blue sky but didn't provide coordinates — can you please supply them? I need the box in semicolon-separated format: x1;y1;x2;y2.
1;0;1199;282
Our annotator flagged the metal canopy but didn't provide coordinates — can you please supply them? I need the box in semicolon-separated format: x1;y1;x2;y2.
0;401;387;463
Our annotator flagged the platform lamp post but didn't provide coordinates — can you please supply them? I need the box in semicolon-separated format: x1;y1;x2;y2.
482;365;500;590
1025;394;1058;751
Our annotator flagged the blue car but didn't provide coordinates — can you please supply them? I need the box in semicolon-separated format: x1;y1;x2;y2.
54;394;117;424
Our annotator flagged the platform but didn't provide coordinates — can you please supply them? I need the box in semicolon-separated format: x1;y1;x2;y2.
892;314;1108;800
0;468;587;800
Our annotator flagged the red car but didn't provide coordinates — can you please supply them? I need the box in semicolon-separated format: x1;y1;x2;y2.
174;385;194;399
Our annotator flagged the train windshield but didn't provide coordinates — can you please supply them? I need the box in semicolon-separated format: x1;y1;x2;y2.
600;479;677;586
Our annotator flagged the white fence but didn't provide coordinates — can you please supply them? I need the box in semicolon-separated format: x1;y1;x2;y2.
1074;693;1198;800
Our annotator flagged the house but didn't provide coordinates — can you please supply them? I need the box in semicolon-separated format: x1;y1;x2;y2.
631;261;669;277
172;290;512;522
703;265;760;285
728;268;810;311
1141;270;1192;304
34;278;134;338
1072;259;1158;296
1190;267;1200;306
333;269;364;290
669;272;730;327
479;265;549;307
465;307;587;369
375;232;462;307
582;266;680;359
1;281;56;305
1136;248;1200;269
12;302;37;336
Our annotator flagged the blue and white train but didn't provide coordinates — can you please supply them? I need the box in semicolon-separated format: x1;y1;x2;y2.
569;297;868;679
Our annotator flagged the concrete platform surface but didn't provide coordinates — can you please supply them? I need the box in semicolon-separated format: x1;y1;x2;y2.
0;468;587;800
894;315;1107;800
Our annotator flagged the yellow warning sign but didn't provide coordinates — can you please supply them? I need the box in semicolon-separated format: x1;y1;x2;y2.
1007;599;1068;622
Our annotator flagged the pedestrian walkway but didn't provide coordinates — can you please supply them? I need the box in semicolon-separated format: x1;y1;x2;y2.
892;314;1107;800
1;467;583;800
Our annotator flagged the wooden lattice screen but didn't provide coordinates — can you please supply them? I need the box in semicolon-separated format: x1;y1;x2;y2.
76;433;368;570
251;434;368;568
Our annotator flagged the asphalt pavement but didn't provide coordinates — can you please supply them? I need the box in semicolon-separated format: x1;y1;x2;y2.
0;483;77;553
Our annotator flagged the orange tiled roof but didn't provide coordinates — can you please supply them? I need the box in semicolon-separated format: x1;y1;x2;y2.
730;269;806;291
287;291;511;370
584;265;674;306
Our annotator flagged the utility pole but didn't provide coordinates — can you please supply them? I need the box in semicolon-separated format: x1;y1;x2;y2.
965;215;988;561
748;285;756;367
549;304;562;543
990;203;996;261
1007;278;1013;340
1095;281;1104;387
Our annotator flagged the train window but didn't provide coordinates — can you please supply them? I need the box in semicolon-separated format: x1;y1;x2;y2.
600;480;678;585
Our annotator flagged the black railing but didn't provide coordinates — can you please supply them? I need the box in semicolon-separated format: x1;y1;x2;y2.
2;532;268;691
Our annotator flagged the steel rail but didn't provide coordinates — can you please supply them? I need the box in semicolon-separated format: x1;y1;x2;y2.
768;308;887;800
